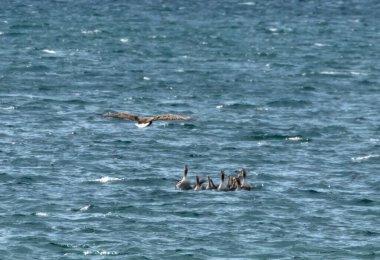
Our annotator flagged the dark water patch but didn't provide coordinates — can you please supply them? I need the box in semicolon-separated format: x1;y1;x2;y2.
78;227;107;234
46;242;89;255
25;64;51;72
321;125;350;135
221;146;238;151
113;139;132;144
183;123;197;129
0;172;14;182
188;153;205;158
35;98;90;105
13;175;36;185
112;205;140;213
267;99;312;108
301;189;324;195
302;86;317;91
358;79;378;86
173;210;203;218
361;230;379;237
11;213;29;218
354;198;375;205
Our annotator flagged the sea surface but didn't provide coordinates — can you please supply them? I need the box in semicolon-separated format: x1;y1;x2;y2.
1;0;380;259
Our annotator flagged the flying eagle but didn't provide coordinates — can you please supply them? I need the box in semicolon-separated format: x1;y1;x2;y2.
103;112;191;128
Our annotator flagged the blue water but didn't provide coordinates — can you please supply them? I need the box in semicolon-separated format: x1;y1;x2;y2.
1;0;380;258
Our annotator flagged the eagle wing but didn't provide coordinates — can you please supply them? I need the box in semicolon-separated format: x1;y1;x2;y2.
152;114;191;122
103;112;140;122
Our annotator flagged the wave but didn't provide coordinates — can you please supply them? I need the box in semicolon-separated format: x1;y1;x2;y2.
239;2;256;6
0;105;15;110
243;132;310;142
91;176;124;183
80;205;93;212
70;204;94;212
42;49;57;54
215;102;258;110
286;136;310;142
319;70;367;77
84;250;119;256
81;29;101;35
351;154;379;162
32;212;48;217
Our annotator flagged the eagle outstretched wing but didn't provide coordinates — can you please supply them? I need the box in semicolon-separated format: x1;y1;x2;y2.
103;112;191;127
152;114;191;121
103;112;140;122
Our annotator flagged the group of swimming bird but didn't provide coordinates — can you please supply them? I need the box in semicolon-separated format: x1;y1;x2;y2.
176;165;253;191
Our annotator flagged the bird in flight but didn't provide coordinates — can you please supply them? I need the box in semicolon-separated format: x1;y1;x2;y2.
103;112;191;128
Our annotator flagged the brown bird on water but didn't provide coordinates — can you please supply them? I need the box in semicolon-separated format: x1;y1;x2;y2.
103;112;191;128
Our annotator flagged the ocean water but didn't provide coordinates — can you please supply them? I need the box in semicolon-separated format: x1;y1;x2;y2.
1;0;380;258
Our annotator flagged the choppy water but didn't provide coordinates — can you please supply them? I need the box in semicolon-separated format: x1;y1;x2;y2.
1;0;380;259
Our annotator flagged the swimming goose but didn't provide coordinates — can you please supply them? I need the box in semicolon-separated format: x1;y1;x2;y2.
193;176;205;191
228;175;235;190
103;112;191;128
176;165;192;190
206;176;217;190
232;176;242;191
217;170;229;191
239;168;252;190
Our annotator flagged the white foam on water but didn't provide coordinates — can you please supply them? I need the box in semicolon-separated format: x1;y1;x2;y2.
256;107;269;111
314;43;327;47
93;176;124;183
84;250;118;256
320;71;340;75
35;212;48;217
0;105;15;110
257;141;270;146
80;205;91;212
287;136;303;141
239;2;256;5
120;38;129;43
42;49;57;54
350;71;366;76
320;70;365;76
269;27;278;32
81;29;100;35
351;154;379;162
